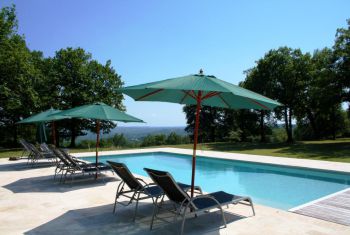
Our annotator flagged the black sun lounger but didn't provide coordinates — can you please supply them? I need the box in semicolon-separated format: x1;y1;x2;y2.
144;168;255;235
107;161;202;221
50;146;111;183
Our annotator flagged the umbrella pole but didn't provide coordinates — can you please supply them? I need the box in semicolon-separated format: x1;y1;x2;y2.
52;121;56;146
95;120;100;179
191;92;202;198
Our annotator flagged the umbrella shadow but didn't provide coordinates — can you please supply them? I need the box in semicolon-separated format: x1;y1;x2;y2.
0;161;54;172
24;202;246;235
3;174;118;193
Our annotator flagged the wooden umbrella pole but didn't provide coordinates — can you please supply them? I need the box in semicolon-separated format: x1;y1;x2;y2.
191;91;202;198
95;120;100;179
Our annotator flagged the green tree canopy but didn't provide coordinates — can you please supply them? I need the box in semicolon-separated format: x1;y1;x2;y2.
0;5;40;146
48;47;125;147
333;19;350;105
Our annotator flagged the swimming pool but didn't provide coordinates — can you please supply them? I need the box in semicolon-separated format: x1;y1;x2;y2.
81;152;350;210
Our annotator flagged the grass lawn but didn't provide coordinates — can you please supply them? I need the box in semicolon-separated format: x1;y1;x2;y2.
168;138;350;163
1;138;349;163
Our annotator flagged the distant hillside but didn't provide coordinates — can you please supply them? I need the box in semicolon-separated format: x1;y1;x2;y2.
76;126;187;142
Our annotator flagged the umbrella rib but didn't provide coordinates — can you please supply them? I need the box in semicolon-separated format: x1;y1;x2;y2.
202;91;221;100
191;90;199;99
182;90;196;101
248;98;271;110
136;89;164;101
180;91;189;103
218;94;230;108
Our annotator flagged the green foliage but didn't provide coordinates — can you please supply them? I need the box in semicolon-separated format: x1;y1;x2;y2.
184;105;228;142
140;132;189;147
270;128;287;143
48;48;124;147
0;5;125;148
226;129;243;142
333;19;350;104
183;104;262;144
141;134;165;147
166;132;183;145
112;133;127;147
0;5;40;146
77;139;95;149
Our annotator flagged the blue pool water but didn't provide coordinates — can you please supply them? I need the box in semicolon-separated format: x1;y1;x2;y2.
81;152;350;210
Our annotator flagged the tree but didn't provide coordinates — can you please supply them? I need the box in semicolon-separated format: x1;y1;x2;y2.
293;48;343;139
243;68;274;142
0;5;40;146
49;48;124;147
183;105;226;143
112;133;127;147
223;109;260;142
166;132;182;145
250;47;310;143
333;19;350;107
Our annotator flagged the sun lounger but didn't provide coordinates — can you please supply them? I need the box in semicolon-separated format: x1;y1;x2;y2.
58;148;112;183
144;168;255;235
26;142;56;166
49;146;111;183
107;161;202;221
19;139;33;159
49;146;74;181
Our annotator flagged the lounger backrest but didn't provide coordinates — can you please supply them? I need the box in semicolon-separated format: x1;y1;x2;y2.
19;139;32;151
27;143;44;158
22;140;35;152
58;149;80;168
107;161;142;190
40;143;53;154
144;168;189;204
50;147;70;166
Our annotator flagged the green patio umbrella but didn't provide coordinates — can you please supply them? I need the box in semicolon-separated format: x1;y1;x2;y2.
118;70;282;197
17;108;67;146
56;102;144;174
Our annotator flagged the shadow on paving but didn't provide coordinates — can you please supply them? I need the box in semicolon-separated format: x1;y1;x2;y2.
0;161;54;172
24;202;246;235
3;174;118;193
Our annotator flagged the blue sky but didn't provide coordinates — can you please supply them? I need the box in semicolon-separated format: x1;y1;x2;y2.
2;0;349;126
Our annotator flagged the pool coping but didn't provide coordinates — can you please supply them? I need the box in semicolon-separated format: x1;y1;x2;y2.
72;147;350;174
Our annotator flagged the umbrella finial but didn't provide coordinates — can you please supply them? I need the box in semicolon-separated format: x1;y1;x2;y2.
199;69;204;75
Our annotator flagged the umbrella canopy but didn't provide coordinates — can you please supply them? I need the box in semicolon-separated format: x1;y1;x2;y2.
56;102;144;122
56;102;144;176
17;108;67;146
118;72;281;110
118;70;282;196
17;108;66;124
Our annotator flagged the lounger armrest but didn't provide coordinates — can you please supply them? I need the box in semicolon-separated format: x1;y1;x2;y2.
135;177;147;186
77;161;89;167
74;158;86;163
134;177;156;187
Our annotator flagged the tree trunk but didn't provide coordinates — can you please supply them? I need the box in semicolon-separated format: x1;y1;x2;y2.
285;107;293;143
69;120;76;147
306;109;319;139
284;107;290;142
287;108;293;143
331;106;336;140
12;124;18;147
259;111;266;142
